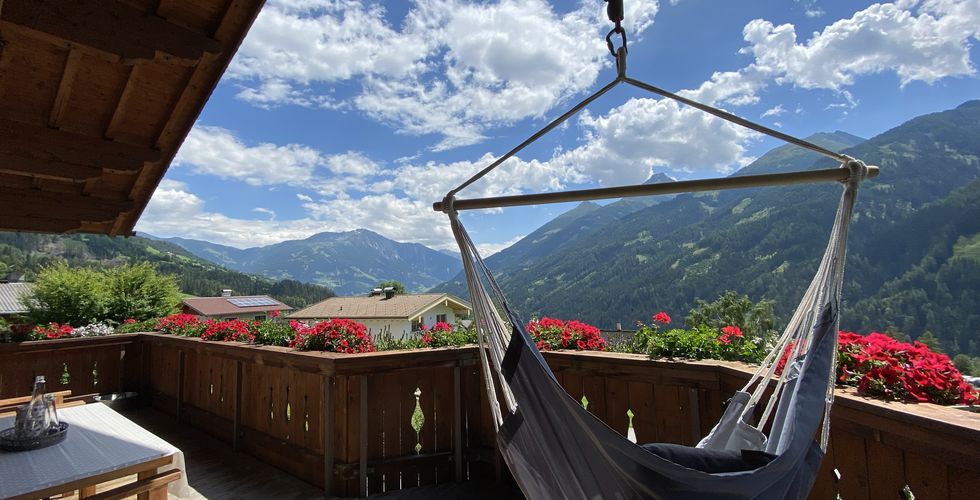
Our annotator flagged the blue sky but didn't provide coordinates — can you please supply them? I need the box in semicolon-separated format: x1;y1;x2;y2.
135;0;980;254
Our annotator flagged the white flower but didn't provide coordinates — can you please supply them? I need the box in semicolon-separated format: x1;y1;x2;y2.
72;322;114;337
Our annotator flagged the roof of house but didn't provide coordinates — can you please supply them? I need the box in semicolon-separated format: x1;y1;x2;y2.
182;296;293;317
288;293;471;320
0;0;264;236
0;282;33;315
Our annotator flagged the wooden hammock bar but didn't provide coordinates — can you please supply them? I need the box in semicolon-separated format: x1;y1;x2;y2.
432;165;879;212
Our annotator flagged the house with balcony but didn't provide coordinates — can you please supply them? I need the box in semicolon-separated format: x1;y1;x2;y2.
288;289;471;338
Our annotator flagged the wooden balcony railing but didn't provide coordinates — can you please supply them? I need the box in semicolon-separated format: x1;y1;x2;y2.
2;335;978;499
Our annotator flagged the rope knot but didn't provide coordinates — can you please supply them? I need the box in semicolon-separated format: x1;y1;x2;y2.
844;157;869;184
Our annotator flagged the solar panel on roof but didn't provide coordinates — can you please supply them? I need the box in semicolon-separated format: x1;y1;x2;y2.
228;297;279;308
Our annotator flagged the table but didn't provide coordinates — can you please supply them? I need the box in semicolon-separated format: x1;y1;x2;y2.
0;403;191;499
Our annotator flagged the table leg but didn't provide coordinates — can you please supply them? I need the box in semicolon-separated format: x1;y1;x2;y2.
136;466;159;500
79;485;97;498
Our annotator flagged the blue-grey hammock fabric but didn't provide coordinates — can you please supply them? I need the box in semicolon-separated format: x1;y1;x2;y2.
446;162;867;499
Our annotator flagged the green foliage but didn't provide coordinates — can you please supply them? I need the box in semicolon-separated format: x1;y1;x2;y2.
24;262;107;325
377;280;406;294
373;328;426;351
685;291;776;341
23;262;181;326
953;354;979;376
115;318;157;334
253;318;295;347
0;232;335;309
916;331;943;353
423;321;477;348
647;326;723;361
104;263;181;322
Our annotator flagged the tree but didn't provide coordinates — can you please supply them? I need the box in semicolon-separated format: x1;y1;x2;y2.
953;354;977;376
916;331;943;352
685;290;776;340
104;263;181;322
23;262;107;325
377;280;406;294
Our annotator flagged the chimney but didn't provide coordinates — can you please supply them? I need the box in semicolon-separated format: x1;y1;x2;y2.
383;287;395;299
369;288;383;297
221;289;232;297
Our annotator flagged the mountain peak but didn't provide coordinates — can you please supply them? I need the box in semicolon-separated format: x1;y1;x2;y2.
644;172;676;185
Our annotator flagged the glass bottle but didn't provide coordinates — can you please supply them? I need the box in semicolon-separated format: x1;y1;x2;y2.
27;375;49;437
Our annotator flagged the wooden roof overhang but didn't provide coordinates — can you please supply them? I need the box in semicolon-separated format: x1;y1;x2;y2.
0;0;266;235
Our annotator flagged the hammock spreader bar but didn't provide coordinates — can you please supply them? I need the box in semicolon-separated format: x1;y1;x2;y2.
433;164;878;212
437;48;871;213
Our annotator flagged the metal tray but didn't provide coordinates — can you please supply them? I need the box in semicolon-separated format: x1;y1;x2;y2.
0;422;69;452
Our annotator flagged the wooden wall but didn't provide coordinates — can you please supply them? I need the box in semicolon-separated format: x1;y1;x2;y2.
3;336;978;499
0;335;140;400
139;334;493;498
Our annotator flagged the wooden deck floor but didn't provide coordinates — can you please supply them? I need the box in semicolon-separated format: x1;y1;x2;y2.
92;407;524;500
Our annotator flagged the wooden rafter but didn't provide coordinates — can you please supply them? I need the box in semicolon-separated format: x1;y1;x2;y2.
0;187;135;222
0;118;162;173
1;0;221;61
48;49;83;128
0;153;102;182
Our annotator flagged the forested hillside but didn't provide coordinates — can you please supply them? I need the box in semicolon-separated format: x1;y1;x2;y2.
437;101;980;356
0;233;334;308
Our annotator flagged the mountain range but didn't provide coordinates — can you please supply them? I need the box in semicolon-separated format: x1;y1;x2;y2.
436;101;980;357
0;232;335;308
148;229;462;296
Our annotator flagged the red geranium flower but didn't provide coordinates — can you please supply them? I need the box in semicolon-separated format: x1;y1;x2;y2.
653;312;671;324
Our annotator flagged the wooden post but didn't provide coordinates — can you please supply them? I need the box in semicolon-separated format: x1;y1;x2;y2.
453;365;463;482
323;375;335;497
233;360;242;451
688;388;701;444
175;350;185;422
359;375;368;498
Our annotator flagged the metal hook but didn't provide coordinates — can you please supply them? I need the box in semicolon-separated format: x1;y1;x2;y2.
605;26;627;57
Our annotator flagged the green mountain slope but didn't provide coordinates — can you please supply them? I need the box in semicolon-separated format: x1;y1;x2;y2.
440;101;980;356
156;229;462;296
438;131;865;298
0;233;335;309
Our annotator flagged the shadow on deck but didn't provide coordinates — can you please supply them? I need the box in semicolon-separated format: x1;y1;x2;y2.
121;407;524;500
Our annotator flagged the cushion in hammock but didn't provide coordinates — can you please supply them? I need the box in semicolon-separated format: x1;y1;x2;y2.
640;442;777;473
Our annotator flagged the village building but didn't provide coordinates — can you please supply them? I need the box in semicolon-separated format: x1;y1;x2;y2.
288;290;471;339
0;281;32;318
181;290;292;321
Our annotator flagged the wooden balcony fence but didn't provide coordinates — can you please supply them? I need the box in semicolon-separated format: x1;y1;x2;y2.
2;334;979;499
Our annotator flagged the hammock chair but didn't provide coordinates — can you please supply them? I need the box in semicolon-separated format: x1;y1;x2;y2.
434;3;877;499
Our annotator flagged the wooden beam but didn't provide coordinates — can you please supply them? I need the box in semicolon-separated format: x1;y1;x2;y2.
0;153;102;182
1;0;221;61
323;375;336;496
112;0;266;236
49;50;83;128
0;216;80;233
0;188;134;221
0;117;161;172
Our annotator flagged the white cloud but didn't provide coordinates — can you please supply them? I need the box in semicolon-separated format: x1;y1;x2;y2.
296;193;313;202
253;207;277;219
742;1;980;90
477;234;525;256
761;104;785;118
175;126;382;189
138;181;325;247
554;98;756;184
175;126;322;186
229;0;659;150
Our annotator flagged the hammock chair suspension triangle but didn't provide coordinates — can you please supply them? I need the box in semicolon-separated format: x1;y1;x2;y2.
438;3;876;498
